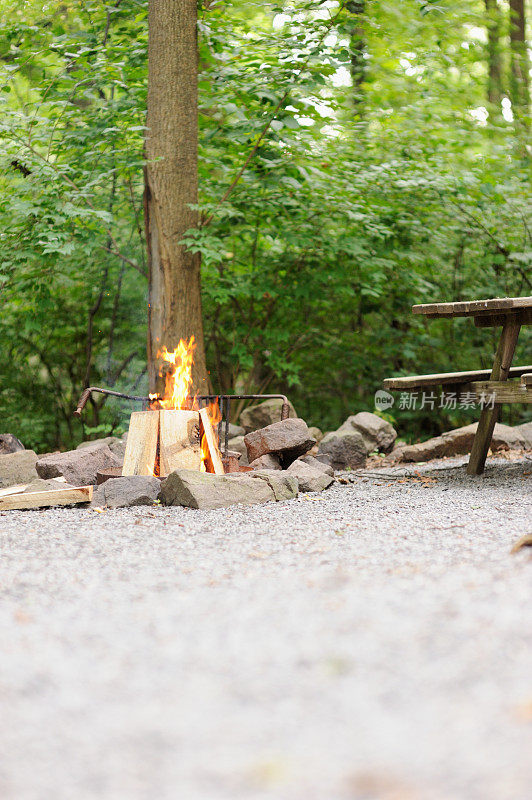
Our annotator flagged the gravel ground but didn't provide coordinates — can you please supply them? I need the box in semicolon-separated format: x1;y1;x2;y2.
1;455;531;800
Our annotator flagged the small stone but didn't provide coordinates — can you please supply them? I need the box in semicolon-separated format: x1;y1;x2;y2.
299;454;334;477
0;450;38;488
0;434;25;455
23;478;75;493
308;427;324;444
36;443;122;486
226;436;249;465
244;418;316;465
160;469;276;510
228;423;245;438
77;436;126;461
91;476;161;508
249;453;282;471
287;459;334;493
318;429;367;470
248;470;298;501
239;398;298;433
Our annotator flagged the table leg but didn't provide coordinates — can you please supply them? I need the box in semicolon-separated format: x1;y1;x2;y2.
466;318;521;475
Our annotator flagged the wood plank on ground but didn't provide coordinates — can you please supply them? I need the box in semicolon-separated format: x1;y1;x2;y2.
122;410;160;476
199;407;224;475
0;486;93;511
159;409;202;475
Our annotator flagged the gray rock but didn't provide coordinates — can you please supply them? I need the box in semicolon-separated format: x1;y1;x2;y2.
77;436;126;460
287;459;334;493
239;398;297;433
299;454;334;477
308;427;324;444
401;422;530;463
247;470;298;501
0;450;38;488
244;418;316;466
228;423;245;439
249;453;282;471
512;421;532;450
226;436;249;465
22;478;75;493
318;429;367;470
36;443;122;486
159;469;275;510
337;412;397;454
0;434;25;455
91;476;161;509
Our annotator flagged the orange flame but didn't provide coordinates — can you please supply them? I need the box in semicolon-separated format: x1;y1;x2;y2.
153;336;223;473
157;336;197;410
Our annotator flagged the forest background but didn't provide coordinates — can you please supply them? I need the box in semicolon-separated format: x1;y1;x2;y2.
0;0;530;452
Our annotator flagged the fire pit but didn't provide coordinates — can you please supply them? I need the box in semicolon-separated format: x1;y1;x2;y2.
74;336;290;478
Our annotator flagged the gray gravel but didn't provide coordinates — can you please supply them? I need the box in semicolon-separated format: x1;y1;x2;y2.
1;455;531;800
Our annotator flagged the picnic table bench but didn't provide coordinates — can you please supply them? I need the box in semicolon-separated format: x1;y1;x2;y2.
383;296;532;475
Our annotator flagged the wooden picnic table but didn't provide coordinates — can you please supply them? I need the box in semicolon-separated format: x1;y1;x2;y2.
385;296;532;475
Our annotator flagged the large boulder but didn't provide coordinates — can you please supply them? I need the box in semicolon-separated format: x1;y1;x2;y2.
91;476;161;509
239;398;297;433
244;418;316;466
160;469;282;510
0;450;39;488
401;422;530;463
337;412;397;454
36;443;122;486
77;436;126;461
286;459;334;493
318;429;367;470
0;434;25;455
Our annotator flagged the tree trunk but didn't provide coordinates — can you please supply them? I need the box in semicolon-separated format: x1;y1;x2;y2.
345;1;366;117
484;0;503;109
145;0;208;396
509;0;530;128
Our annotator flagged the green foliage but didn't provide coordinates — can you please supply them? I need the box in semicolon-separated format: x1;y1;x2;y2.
0;0;530;450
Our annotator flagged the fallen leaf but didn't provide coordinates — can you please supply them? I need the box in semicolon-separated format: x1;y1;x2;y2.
511;534;532;553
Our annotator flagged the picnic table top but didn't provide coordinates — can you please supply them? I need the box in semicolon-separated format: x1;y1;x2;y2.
412;296;532;318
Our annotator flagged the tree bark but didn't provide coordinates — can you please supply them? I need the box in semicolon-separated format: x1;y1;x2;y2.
509;0;530;127
345;1;366;117
484;0;503;109
145;0;208;396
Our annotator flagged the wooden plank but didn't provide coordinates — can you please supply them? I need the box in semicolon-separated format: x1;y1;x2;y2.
474;308;532;327
199;407;224;475
471;381;532;404
0;483;30;498
467;319;521;475
122;410;160;476
159;409;202;475
0;486;93;511
383;364;532;390
412;296;532;318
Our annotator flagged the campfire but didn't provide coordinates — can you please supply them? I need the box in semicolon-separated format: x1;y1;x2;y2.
122;336;224;478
